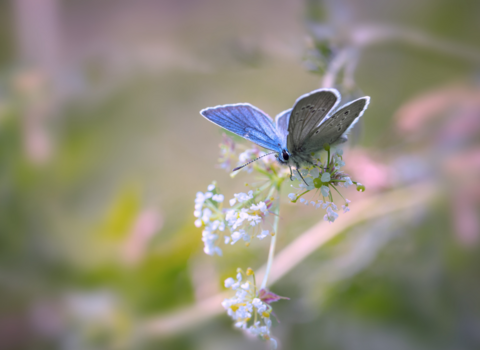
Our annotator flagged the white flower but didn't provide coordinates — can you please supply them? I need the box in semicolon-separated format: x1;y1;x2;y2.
248;215;262;226
250;201;268;214
222;269;276;347
288;193;297;201
212;194;224;202
257;230;269;240
236;191;254;203
309;167;320;178
324;206;339;223
229;198;236;206
343;177;353;188
225;200;269;240
241;282;250;290
207;184;215;191
305;177;315;190
202;229;222;256
230;230;246;244
321;185;330;197
333;154;345;168
342;199;351;213
201;208;212;222
225;277;235;288
252;298;267;313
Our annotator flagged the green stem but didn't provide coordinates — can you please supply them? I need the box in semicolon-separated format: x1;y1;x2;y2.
260;187;281;290
292;189;310;202
330;183;346;201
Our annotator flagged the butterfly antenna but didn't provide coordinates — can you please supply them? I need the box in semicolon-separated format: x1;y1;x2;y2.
232;151;277;172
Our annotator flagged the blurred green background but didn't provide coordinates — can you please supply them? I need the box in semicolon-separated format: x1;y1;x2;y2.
1;0;479;349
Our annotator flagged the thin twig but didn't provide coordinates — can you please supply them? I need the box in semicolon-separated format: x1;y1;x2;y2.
260;199;280;289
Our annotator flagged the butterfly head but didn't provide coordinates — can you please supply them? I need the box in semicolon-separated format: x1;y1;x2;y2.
278;149;290;164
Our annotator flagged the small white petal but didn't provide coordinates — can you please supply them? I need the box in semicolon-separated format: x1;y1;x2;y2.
257;230;269;240
310;168;320;178
207;184;215;191
321;172;331;182
225;277;235;288
321;185;330;197
212;194;224;202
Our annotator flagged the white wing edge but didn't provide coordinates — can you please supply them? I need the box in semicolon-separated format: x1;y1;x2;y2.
340;96;371;133
199;102;274;123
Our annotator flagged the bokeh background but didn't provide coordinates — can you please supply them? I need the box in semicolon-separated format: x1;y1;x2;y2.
1;0;479;349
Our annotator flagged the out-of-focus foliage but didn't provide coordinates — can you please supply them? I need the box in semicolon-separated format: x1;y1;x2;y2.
0;0;479;349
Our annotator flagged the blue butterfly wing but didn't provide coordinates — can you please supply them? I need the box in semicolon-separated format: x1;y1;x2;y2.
200;103;282;152
275;108;291;150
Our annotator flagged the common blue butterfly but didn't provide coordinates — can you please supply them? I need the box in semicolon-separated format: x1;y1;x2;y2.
200;88;370;182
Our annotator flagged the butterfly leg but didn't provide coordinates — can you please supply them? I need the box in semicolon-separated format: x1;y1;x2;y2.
289;165;294;181
295;163;308;186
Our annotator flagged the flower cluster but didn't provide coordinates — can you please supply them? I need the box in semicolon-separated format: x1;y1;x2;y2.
222;268;288;348
195;133;366;345
288;145;365;223
218;135;288;177
195;184;277;256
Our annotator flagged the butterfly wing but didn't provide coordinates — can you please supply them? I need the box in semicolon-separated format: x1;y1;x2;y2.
200;103;282;152
275;108;291;149
303;96;370;153
286;89;340;153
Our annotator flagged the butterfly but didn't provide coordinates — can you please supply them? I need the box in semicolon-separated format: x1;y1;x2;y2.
200;88;370;183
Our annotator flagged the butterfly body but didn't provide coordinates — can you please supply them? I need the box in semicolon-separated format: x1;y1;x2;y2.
200;88;370;177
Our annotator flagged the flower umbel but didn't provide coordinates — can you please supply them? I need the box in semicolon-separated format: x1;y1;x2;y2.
222;268;288;348
288;146;365;223
194;182;279;255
